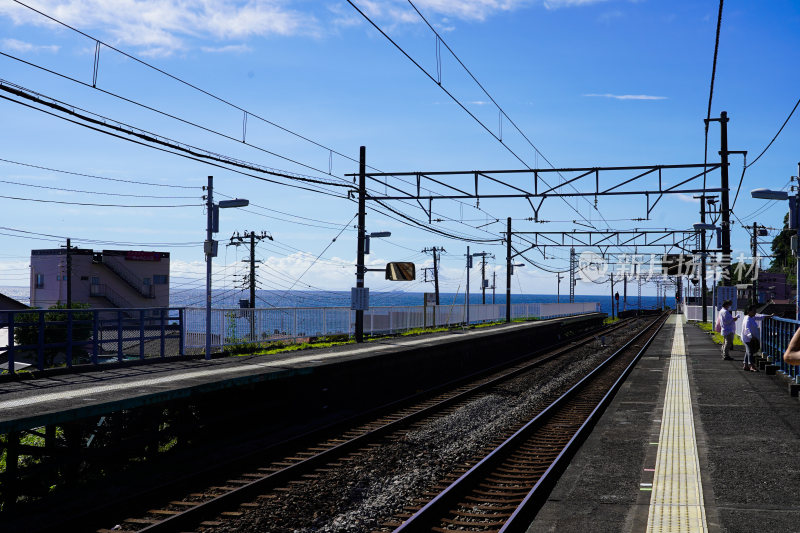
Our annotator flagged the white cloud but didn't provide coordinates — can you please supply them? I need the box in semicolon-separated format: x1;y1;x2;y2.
0;1;318;56
410;0;530;21
544;0;608;9
2;37;59;53
200;44;253;54
584;93;668;100
469;100;490;106
677;194;699;203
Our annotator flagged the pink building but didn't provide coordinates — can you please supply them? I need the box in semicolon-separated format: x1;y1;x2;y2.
30;249;170;309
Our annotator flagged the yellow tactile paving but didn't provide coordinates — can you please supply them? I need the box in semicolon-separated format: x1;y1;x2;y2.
646;315;708;533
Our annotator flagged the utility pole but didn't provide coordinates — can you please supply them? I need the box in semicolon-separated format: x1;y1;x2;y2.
481;255;487;304
471;252;494;304
610;272;615;320
706;111;744;286
492;271;497;304
636;264;642;310
230;230;272;341
355;146;367;343
466;245;471;326
205;175;214;360
422;247;444;305
230;231;272;309
557;272;563;303
569;247;576;303
752;221;758;306
698;195;709;322
506;217;512;322
65;238;72;309
623;273;627;311
719;111;731;286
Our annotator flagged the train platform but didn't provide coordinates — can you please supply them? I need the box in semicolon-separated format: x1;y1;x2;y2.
528;314;800;533
0;313;604;435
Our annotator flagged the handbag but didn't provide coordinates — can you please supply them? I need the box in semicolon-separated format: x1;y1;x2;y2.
748;337;760;354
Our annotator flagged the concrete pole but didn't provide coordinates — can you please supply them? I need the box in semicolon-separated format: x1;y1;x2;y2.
466;245;471;326
355;146;366;342
506;217;512;322
205;176;213;360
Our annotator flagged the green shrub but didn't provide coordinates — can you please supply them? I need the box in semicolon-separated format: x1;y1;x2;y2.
13;303;93;358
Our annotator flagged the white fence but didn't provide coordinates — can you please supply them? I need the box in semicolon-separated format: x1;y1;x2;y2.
183;302;601;352
683;304;716;322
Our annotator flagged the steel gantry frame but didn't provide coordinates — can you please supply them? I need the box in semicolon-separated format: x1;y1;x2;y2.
346;113;740;337
352;162;723;223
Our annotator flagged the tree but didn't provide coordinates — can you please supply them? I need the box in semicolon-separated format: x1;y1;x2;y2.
13;303;93;364
769;211;796;287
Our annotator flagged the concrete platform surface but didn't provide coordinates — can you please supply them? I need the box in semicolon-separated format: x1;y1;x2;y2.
0;314;602;433
528;315;800;533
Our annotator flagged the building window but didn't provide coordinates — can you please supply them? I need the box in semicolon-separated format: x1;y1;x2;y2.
36;273;44;288
91;277;100;285
153;275;168;285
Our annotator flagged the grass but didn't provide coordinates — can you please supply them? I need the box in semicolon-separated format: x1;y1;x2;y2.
222;316;542;357
695;321;744;346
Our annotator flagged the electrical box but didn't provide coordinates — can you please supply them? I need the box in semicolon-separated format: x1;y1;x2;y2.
204;239;218;258
790;197;799;230
211;205;220;233
364;236;370;255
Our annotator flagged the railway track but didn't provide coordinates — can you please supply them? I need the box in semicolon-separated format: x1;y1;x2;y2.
90;316;650;533
389;312;669;532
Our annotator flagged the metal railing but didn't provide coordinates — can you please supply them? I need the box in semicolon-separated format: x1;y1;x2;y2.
761;316;800;382
100;257;156;298
182;302;601;353
90;283;137;309
0;307;184;374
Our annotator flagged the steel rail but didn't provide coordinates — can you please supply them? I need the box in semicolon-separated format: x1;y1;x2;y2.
393;313;668;532
127;318;632;533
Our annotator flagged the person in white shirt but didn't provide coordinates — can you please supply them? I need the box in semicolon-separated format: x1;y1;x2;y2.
740;304;764;372
718;300;739;360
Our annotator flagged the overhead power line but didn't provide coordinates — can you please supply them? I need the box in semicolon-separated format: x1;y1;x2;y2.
0;49;347;180
0;81;351;199
745;97;800;169
0;225;202;247
0;178;199;199
0;193;198;208
732;96;799;211
8;0;369;174
3;2;519;246
349;0;611;232
0;157;200;189
703;0;724;187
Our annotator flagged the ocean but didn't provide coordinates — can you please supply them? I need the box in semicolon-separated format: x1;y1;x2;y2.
1;286;663;316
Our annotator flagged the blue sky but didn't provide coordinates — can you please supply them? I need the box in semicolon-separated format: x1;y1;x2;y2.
0;0;798;301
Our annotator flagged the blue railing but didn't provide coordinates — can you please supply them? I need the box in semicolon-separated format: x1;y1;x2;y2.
762;316;800;382
1;307;184;374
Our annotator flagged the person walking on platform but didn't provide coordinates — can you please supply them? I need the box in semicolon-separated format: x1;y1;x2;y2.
740;304;763;372
719;300;738;360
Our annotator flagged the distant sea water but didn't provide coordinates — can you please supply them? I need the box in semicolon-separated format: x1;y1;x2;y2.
0;286;663;316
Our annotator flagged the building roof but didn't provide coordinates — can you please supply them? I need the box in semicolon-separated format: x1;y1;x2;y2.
0;292;28;310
